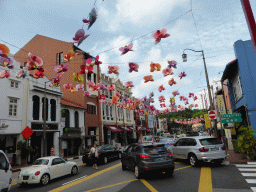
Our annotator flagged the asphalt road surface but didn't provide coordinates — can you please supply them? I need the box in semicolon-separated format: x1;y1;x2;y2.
9;158;255;192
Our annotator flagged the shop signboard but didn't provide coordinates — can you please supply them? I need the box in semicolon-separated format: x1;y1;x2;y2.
204;114;212;129
216;95;226;115
221;118;242;124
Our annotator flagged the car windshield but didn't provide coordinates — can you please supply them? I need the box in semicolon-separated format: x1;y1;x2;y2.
143;145;167;154
160;139;173;142
200;138;222;145
33;159;49;165
143;136;153;141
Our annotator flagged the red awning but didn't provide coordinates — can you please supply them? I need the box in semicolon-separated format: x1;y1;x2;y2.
128;126;136;131
119;126;132;132
105;126;123;133
138;126;147;131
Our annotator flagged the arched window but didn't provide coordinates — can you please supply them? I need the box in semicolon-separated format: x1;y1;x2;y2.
42;97;48;121
50;99;56;121
102;104;105;117
65;109;70;127
75;111;79;127
106;105;109;116
32;95;40;120
110;106;112;117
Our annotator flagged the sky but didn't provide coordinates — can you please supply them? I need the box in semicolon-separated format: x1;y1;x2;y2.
0;0;255;110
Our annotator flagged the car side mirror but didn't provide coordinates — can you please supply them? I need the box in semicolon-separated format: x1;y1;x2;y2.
4;163;9;172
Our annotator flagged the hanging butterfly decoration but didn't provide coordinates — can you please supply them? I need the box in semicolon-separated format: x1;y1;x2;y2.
158;85;165;92
107;66;119;75
63;84;72;90
0;70;11;78
178;71;187;79
16;70;28;79
115;91;122;97
149;92;154;98
177;105;181;108
99;83;107;91
168;60;177;69
86;55;102;66
158;95;165;103
172;90;179;97
49;75;61;87
0;57;14;69
84;91;92;97
188;93;194;98
75;84;84;91
143;75;154;83
180;96;185;101
193;96;198;101
160;103;166;108
162;68;173;77
168;78;176;86
68;87;77;93
73;29;89;47
72;73;84;83
91;84;100;91
170;97;175;104
107;84;116;91
184;100;189;105
64;50;78;62
83;7;98;30
27;53;44;72
148;98;154;103
87;80;95;89
119;43;133;55
128;62;139;73
111;96;119;105
0;44;10;58
125;81;134;89
54;64;69;74
151;28;170;44
80;64;94;74
33;70;45;79
195;104;198;107
150;62;161;72
99;94;106;103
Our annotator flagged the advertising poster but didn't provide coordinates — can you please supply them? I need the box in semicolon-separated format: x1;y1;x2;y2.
204;114;212;129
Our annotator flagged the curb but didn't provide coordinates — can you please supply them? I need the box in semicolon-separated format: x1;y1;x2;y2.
12;156;83;173
229;161;256;165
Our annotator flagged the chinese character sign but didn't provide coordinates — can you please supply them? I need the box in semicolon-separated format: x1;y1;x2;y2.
204;114;212;129
216;95;226;115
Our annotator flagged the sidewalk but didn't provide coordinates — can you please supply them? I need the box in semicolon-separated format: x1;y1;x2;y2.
227;149;256;164
12;155;83;173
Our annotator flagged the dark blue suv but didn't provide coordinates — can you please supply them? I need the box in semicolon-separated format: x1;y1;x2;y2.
121;143;174;179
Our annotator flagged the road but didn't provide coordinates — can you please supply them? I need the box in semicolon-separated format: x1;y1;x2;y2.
9;158;255;192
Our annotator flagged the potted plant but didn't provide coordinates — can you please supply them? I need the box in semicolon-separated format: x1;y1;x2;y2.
17;141;33;164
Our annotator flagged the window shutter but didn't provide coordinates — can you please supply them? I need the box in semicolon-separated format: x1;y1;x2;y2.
60;52;63;64
94;106;96;115
56;53;59;65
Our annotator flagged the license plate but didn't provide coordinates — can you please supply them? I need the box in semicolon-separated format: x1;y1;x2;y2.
211;147;219;151
23;176;29;180
156;157;165;161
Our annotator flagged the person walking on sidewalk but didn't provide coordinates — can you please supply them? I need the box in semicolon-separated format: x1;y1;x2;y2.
50;145;55;156
33;146;39;161
88;142;99;170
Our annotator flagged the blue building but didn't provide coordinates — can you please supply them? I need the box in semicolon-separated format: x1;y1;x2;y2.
221;39;256;134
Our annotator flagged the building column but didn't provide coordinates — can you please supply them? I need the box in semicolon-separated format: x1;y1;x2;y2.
54;132;59;156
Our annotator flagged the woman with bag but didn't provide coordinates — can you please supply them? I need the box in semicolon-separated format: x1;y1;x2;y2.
88;142;99;170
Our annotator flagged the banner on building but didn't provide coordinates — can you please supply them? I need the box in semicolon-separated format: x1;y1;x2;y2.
204;114;212;129
145;115;149;130
147;115;154;129
216;95;226;115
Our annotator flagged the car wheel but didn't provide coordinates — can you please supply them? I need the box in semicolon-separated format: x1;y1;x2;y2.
165;168;174;177
122;163;127;171
189;154;198;167
103;156;108;164
40;174;50;186
118;153;122;159
71;166;78;175
134;165;143;179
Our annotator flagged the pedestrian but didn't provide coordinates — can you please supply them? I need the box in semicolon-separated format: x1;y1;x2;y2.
50;145;55;156
88;141;99;170
33;146;39;161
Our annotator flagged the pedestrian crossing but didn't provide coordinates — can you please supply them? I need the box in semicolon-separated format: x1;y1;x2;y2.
236;162;256;192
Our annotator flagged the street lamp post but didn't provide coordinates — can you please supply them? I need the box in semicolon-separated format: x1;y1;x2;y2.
182;49;218;137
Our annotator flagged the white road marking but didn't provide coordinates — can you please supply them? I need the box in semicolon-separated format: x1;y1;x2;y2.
238;168;256;171
235;165;256;167
62;175;87;185
241;173;256;177
251;187;256;192
245;179;256;184
247;162;256;164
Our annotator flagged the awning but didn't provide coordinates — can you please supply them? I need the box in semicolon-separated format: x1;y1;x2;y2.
105;125;123;133
119;126;132;132
137;126;148;131
128;126;136;131
221;59;238;82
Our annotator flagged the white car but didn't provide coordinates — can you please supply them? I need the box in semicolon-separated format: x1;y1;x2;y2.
17;156;78;186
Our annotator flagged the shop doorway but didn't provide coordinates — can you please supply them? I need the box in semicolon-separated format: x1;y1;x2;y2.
46;132;54;156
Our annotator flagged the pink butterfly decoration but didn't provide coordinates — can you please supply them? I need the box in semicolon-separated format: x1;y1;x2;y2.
178;71;187;79
151;28;170;44
115;91;122;97
83;91;91;97
0;70;11;78
160;103;166;108
158;95;165;103
149;98;154;103
107;84;116;91
87;80;95;89
91;84;100;92
180;96;184;101
128;62;139;73
188;93;194;98
167;60;177;69
54;64;69;74
27;53;44;70
141;96;147;102
149;92;154;98
16;70;28;79
195;104;198;107
119;43;133;55
185;100;189;105
107;66;119;75
75;84;84;91
73;29;89;46
86;55;102;66
158;85;165;92
99;83;107;90
125;81;134;89
194;96;198;101
162;68;173;77
172;90;179;97
63;84;72;90
177;105;181;108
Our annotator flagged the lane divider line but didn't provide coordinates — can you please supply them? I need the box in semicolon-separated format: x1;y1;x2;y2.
48;163;122;192
174;165;192;171
198;167;212;192
140;179;158;192
83;179;138;192
62;175;88;185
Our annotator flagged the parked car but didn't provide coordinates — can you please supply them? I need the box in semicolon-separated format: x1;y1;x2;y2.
171;136;227;167
141;135;154;143
159;132;171;139
153;136;160;142
186;131;199;137
82;145;122;165
0;150;12;192
159;138;175;151
17;156;78;186
121;143;175;179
